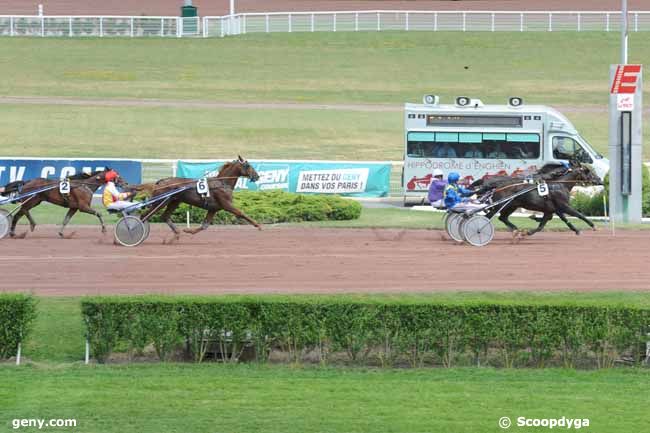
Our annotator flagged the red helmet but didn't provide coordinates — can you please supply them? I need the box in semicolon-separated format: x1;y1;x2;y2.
105;170;119;183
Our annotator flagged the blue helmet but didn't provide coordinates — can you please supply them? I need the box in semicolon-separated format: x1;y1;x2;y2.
448;172;460;183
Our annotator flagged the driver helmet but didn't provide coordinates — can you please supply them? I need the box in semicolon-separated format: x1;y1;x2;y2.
104;170;119;183
447;172;460;183
432;169;444;178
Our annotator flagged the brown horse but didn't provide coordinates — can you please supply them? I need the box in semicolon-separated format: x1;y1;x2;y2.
141;156;261;243
5;169;118;238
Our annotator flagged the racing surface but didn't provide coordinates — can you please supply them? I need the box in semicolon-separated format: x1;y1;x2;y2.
1;225;648;296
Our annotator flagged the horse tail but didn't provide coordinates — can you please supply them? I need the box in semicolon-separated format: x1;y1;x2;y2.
1;180;25;196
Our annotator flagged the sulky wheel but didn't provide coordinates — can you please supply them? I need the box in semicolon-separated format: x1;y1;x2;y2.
0;209;11;240
461;214;494;247
114;215;147;247
445;213;465;243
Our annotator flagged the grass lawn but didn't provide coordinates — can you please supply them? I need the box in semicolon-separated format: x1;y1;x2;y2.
1;203;628;231
1;364;648;433
4;295;650;433
2;33;649;105
1;33;649;160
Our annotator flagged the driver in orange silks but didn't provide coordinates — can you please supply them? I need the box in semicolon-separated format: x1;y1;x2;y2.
102;170;137;211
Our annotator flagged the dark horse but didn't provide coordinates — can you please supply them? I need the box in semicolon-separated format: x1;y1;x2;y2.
477;161;602;236
3;169;117;238
140;156;261;243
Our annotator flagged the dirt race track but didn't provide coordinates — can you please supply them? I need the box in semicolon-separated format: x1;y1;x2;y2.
1;225;648;296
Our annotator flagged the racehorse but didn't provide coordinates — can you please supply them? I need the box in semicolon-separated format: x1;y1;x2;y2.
3;169;117;238
478;161;602;237
139;156;261;243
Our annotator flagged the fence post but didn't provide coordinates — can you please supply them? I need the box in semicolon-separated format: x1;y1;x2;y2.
289;13;292;33
220;17;225;37
130;17;134;37
405;12;409;31
355;12;359;31
16;342;21;365
333;13;337;32
491;12;495;31
69;17;73;37
377;12;380;31
161;18;164;37
434;12;438;31
577;13;581;32
606;13;610;32
462;12;466;31
243;14;246;34
548;13;552;32
99;17;103;37
202;17;207;37
520;12;524;32
635;12;638;32
266;14;269;33
41;15;44;37
9;16;13;37
85;339;90;365
310;13;314;32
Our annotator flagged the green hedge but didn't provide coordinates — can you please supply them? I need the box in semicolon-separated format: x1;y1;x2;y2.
571;166;650;217
81;297;650;368
146;191;362;225
0;294;37;359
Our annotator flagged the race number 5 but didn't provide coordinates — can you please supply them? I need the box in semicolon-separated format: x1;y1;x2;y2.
196;178;210;196
59;179;71;194
537;182;549;197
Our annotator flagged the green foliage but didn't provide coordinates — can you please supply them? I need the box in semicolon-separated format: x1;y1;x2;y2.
571;166;650;217
81;296;650;368
147;191;362;225
0;294;37;359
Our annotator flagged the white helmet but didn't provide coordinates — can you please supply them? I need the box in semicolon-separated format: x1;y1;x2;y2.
432;169;444;178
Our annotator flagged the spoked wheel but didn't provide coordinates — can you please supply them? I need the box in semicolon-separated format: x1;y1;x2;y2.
445;213;465;243
0;209;11;240
462;215;495;247
142;220;151;240
114;216;148;247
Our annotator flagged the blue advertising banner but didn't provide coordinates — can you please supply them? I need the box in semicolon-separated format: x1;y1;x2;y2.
0;159;142;186
177;160;391;197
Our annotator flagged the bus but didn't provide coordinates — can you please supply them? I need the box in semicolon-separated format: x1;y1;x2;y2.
402;96;609;203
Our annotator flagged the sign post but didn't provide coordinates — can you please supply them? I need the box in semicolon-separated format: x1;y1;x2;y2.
609;64;643;223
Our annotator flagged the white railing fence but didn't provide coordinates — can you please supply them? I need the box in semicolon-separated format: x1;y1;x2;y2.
204;10;650;37
1;11;649;38
0;15;200;37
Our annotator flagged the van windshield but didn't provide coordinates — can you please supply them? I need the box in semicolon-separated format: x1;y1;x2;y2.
578;135;603;159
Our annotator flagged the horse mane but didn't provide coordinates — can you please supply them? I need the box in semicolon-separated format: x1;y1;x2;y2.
68;172;92;180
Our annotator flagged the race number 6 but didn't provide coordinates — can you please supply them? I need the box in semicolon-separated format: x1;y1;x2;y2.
196;178;209;196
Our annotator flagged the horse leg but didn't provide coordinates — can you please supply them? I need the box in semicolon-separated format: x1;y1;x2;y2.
526;212;553;236
220;202;262;230
558;205;596;231
497;206;519;233
184;210;215;235
23;209;37;232
9;208;26;238
160;200;182;244
555;210;581;235
58;208;78;238
77;203;106;234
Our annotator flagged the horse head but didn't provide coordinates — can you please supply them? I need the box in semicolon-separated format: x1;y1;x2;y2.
88;168;128;188
569;161;602;186
235;155;260;182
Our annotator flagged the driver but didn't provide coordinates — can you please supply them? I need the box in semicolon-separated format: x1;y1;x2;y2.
443;172;476;209
102;171;137;211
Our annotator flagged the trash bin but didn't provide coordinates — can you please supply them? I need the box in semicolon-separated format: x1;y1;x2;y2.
180;1;198;35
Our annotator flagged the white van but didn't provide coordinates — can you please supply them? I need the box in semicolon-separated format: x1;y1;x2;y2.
402;96;608;203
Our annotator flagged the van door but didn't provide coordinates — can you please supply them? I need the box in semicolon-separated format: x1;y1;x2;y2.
550;135;593;164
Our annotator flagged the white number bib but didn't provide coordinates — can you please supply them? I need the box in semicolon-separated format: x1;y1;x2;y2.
537;182;549;197
59;179;71;195
196;178;210;196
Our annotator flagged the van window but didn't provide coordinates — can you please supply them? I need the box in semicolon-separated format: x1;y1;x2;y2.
406;131;540;159
552;136;593;164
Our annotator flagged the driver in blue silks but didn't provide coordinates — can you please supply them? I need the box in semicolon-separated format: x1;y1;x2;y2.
443;172;475;208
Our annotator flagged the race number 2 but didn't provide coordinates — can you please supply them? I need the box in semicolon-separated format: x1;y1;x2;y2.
537;182;549;197
59;179;71;194
196;178;210;196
